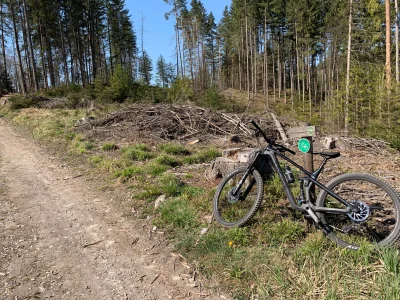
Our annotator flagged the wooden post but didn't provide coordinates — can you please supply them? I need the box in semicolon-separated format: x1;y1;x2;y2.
287;124;316;203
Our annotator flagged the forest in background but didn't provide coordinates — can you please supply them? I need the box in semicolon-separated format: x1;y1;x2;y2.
1;0;400;146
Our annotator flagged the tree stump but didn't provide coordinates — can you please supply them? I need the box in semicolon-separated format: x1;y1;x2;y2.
206;157;246;181
206;148;263;180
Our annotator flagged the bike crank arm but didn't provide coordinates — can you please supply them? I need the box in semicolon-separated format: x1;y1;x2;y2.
302;203;333;235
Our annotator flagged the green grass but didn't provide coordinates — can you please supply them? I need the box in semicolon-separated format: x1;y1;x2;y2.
144;161;169;176
121;144;153;161
156;198;198;230
155;154;181;167
5;103;400;300
159;142;190;155
183;148;221;164
114;166;144;180
102;142;119;151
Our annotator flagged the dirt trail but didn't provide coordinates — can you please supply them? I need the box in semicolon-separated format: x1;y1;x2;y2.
0;118;227;299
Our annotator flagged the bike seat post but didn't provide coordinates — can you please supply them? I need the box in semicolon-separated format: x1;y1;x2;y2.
313;157;328;180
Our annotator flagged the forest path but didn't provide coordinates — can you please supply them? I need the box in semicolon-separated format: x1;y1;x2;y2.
0;118;226;299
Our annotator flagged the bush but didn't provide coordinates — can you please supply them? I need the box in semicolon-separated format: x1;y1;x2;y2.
43;84;82;98
167;77;194;102
200;87;226;110
102;65;133;102
9;95;37;110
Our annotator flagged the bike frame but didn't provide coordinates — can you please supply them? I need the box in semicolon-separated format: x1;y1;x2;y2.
238;146;359;226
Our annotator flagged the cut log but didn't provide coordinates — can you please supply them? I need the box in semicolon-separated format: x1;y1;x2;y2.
206;157;246;180
222;148;242;157
238;148;257;163
271;113;288;141
206;148;273;181
322;137;336;149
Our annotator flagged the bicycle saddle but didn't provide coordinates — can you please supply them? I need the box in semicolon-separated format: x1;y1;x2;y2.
316;152;340;159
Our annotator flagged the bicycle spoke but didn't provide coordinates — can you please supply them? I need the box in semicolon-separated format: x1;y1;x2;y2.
317;174;400;249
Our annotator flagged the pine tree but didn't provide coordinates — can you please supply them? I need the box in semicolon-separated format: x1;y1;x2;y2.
139;50;153;85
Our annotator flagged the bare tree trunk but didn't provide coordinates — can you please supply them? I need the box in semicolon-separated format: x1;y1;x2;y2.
386;0;392;126
386;0;391;89
22;0;39;91
175;6;184;78
0;3;7;71
302;50;305;112
58;10;69;85
9;0;26;94
245;12;250;100
272;38;276;103
345;0;353;135
290;46;294;108
277;38;281;99
396;0;399;83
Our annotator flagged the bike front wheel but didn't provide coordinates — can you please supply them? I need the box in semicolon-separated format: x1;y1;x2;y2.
213;167;264;228
316;173;400;249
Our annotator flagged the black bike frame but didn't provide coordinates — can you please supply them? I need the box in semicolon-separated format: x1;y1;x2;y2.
254;148;358;215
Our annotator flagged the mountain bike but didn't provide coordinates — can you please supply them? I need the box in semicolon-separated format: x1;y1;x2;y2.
213;120;400;250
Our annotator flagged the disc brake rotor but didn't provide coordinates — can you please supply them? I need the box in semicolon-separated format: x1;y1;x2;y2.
347;200;370;223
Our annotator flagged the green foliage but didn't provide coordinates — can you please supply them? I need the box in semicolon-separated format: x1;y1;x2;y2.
121;144;152;161
114;166;143;180
0;69;13;94
103;65;133;102
159;142;190;155
199;87;227;110
156;198;198;230
74;140;94;154
101;142;119;151
138;50;153;85
263;218;305;245
43;84;83;98
156;55;176;88
144;161;169;176
155;154;181;167
159;174;184;197
183;148;221;164
9;96;37;110
167;77;194;102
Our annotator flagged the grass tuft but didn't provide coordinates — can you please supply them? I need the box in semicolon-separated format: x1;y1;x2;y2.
183;148;221;164
102;142;119;151
159;142;190;155
121;144;153;161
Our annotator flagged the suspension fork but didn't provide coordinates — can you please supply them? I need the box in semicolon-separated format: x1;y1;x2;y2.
232;165;255;196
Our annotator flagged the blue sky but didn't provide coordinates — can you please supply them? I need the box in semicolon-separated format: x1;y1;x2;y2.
127;0;231;68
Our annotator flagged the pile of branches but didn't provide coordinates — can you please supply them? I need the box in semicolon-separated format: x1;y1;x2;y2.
79;104;278;141
339;137;391;154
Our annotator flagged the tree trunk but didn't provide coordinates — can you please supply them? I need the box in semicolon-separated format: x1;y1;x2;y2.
22;0;39;92
245;13;250;100
396;0;399;83
0;3;7;71
386;0;391;89
345;0;353;135
58;10;70;85
9;0;26;94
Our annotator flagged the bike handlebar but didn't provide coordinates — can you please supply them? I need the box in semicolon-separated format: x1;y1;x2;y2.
250;120;296;155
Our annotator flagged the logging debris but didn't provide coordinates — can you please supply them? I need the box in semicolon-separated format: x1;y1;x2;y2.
76;104;279;143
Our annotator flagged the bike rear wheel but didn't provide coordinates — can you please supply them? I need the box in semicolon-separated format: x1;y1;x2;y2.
316;173;400;249
213;167;263;228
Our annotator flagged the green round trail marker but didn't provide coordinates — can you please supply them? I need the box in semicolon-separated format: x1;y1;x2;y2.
298;138;311;153
307;126;315;136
